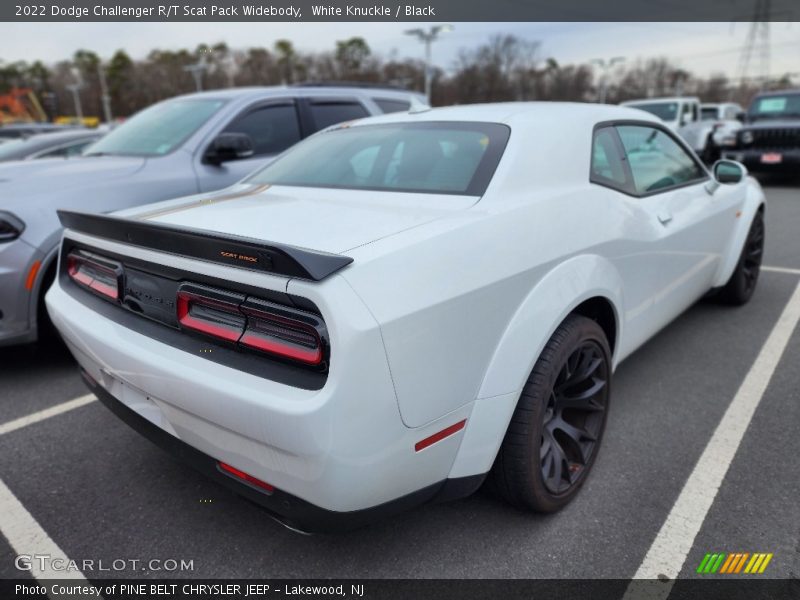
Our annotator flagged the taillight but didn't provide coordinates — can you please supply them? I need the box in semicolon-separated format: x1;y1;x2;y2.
176;284;245;343
175;283;327;367
240;298;324;366
66;251;121;301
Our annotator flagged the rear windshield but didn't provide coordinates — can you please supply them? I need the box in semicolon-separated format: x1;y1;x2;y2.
248;122;510;196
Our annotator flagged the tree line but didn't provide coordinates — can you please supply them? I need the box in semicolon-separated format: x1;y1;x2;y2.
0;35;794;120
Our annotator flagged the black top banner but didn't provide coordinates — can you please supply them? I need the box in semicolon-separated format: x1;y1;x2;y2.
4;0;800;22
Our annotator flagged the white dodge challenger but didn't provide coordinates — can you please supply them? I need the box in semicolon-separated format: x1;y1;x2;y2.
46;103;765;532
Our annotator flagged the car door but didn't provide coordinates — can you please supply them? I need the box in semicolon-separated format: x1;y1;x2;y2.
195;99;303;192
615;123;744;332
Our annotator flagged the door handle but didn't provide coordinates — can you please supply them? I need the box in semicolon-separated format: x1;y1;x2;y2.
658;211;673;225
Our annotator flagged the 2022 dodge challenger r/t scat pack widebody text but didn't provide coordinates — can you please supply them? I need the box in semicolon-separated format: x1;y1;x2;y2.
46;103;765;533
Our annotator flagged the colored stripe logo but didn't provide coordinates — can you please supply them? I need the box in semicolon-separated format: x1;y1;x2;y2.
696;552;773;574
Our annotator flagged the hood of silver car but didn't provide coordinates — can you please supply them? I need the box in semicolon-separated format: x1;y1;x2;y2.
0;156;146;201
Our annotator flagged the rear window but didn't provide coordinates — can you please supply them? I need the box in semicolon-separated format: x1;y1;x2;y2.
248;122;510;196
308;101;369;130
373;98;411;114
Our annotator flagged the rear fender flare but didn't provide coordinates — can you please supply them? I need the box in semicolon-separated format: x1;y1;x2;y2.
477;254;623;401
712;179;766;288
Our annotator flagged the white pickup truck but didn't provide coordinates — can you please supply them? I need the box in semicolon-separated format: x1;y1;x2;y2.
621;96;741;162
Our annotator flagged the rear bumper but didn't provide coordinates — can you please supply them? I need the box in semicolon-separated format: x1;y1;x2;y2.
723;149;800;171
45;241;478;518
85;372;483;533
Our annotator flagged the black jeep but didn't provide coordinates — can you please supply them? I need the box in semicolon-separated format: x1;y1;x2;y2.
725;89;800;173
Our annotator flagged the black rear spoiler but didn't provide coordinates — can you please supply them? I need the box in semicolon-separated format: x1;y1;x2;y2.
57;210;353;282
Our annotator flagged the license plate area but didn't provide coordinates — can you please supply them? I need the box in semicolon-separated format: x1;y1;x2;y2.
761;152;783;164
122;267;180;327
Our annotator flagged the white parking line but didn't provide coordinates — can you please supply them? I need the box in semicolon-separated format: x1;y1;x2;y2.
624;281;800;597
0;394;95;437
0;476;94;589
763;265;800;276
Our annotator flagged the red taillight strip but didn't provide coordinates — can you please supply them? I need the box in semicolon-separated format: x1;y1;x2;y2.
414;419;467;452
218;461;274;493
67;253;120;301
240;331;322;365
176;288;245;343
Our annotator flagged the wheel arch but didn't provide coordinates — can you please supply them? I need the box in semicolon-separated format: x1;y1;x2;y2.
712;179;767;288
28;243;60;337
448;255;623;480
477;254;623;401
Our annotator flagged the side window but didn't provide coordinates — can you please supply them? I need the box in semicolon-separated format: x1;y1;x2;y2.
37;147;69;159
591;127;629;191
224;104;301;157
308;101;369;131
373;98;411;114
617;125;706;195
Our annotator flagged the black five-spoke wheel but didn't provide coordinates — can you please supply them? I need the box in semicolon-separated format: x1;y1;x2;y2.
540;341;608;494
491;314;611;512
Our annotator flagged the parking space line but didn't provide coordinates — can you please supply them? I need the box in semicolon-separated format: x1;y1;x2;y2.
0;476;93;588
0;394;95;437
763;265;800;276
624;281;800;595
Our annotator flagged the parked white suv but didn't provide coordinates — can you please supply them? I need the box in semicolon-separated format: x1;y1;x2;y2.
622;96;718;160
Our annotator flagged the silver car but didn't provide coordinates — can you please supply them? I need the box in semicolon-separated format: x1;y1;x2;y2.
0;129;103;162
0;85;425;346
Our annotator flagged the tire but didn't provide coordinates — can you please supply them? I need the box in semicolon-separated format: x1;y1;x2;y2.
490;314;611;512
717;210;764;306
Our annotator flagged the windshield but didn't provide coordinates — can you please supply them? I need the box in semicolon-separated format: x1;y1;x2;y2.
748;94;800;120
700;107;719;120
85;98;224;157
0;137;31;160
248;122;510;196
627;102;679;122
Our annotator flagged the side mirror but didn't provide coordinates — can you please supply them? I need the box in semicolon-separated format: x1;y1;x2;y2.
735;111;746;123
712;159;747;184
204;132;254;165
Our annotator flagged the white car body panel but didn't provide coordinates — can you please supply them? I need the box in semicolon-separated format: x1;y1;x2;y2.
46;102;765;528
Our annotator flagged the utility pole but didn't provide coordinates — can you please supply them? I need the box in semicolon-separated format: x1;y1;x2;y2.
97;62;113;123
404;25;453;103
590;57;626;103
736;0;772;91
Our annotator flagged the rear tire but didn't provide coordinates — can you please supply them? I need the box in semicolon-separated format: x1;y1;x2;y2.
490;314;611;512
718;210;764;306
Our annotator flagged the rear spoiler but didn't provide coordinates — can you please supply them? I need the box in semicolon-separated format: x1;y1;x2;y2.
57;210;353;282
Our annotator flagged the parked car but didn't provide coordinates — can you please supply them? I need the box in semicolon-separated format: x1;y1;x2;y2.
621;96;718;161
0;85;425;346
723;89;800;173
46;103;765;532
0;122;81;139
700;102;745;161
0;129;102;162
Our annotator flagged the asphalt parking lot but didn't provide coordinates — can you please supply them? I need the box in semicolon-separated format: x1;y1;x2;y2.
1;179;799;582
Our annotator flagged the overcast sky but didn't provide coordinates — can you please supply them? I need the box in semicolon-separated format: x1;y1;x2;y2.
0;22;797;79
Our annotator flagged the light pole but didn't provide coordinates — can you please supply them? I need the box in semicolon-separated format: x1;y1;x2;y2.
404;25;453;103
67;67;85;122
184;56;208;92
590;56;625;104
97;62;113;123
